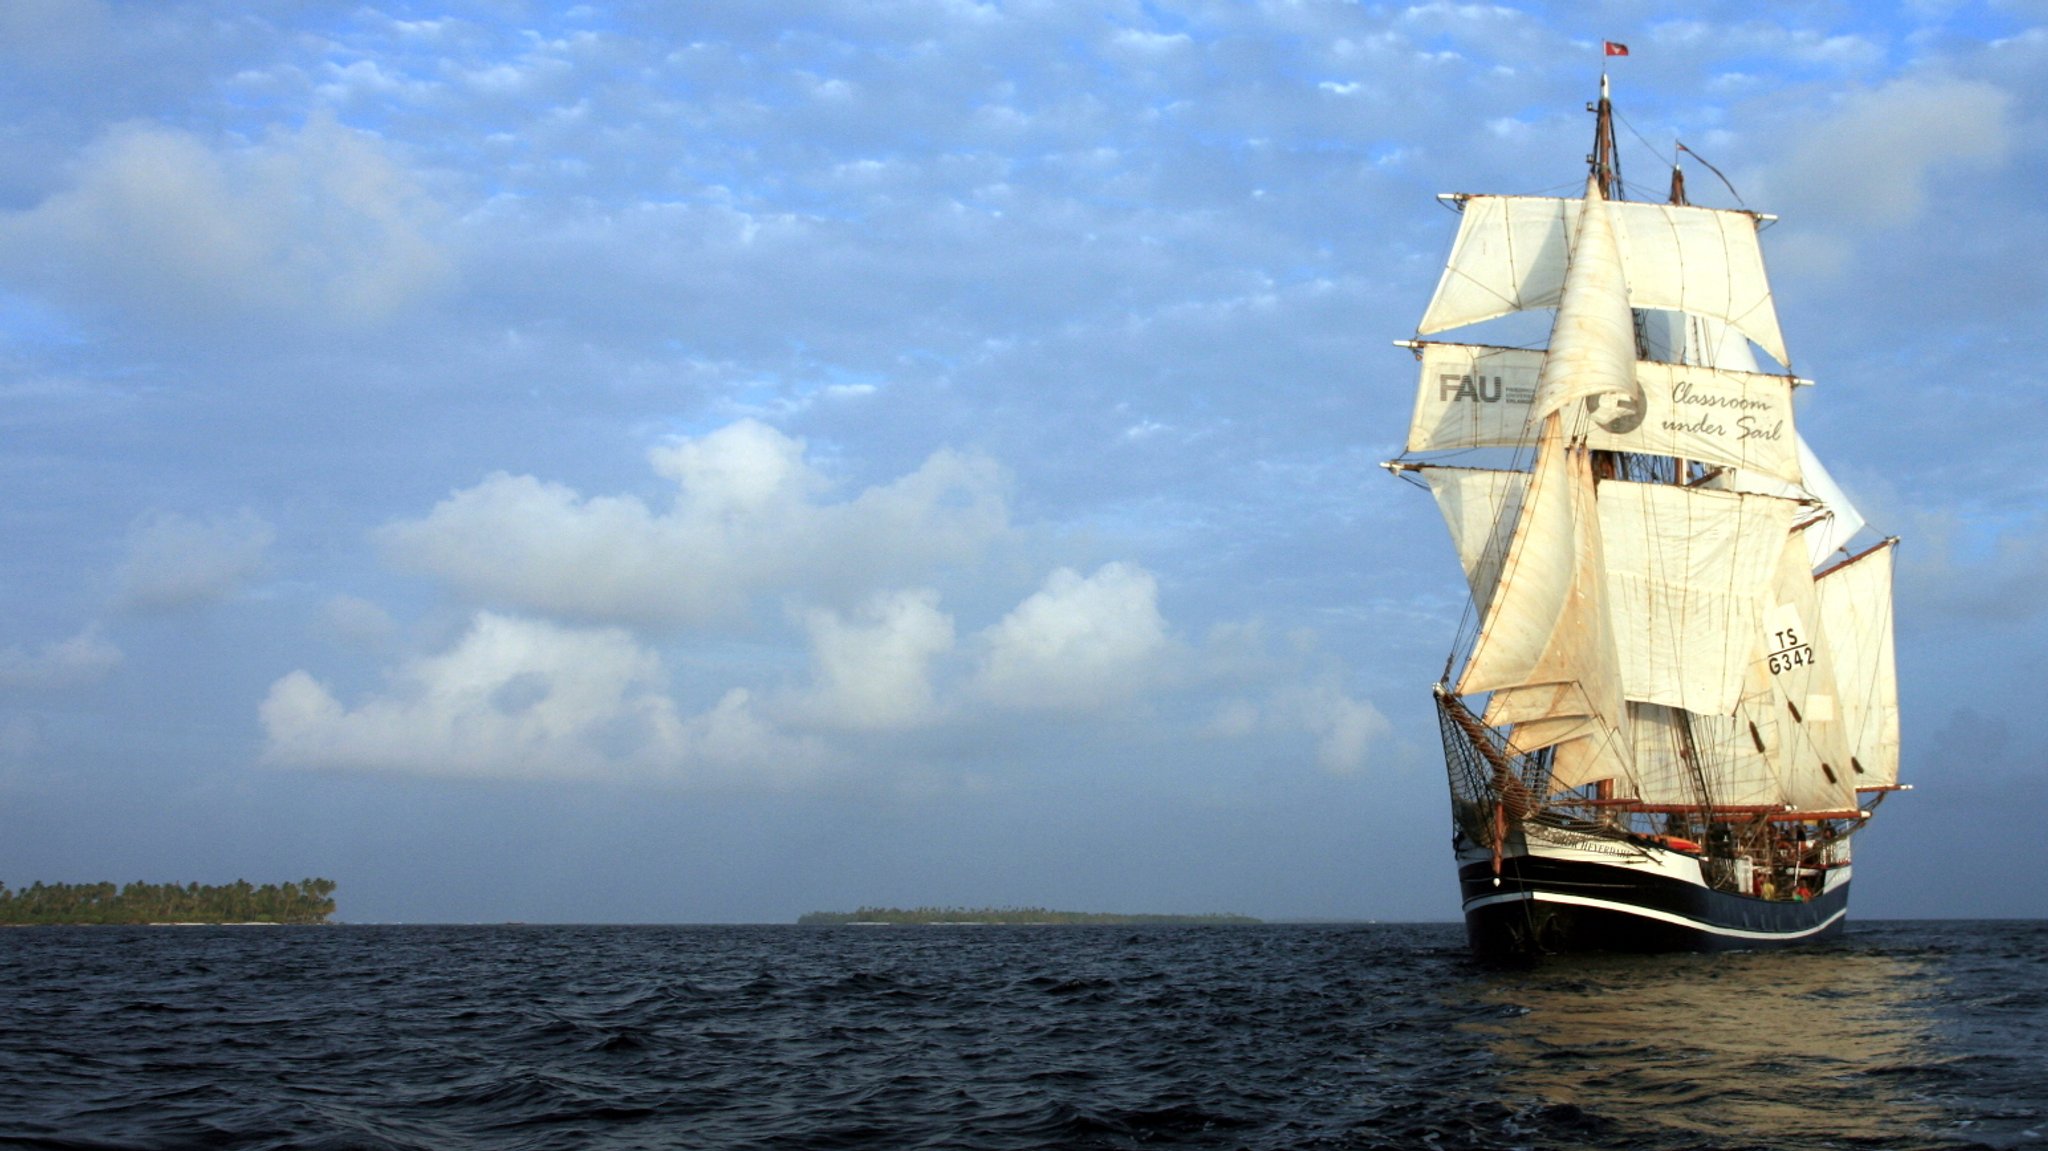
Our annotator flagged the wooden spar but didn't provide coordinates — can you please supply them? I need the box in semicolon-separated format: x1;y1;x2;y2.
1817;535;1901;580
1557;801;1782;814
1552;799;1870;821
1856;783;1913;794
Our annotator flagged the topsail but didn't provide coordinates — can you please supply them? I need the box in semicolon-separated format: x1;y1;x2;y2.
1418;193;1789;368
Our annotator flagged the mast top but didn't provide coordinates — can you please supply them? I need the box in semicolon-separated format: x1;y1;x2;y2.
1589;82;1622;199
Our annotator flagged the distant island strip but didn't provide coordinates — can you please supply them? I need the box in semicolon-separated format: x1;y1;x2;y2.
798;907;1260;925
0;879;337;925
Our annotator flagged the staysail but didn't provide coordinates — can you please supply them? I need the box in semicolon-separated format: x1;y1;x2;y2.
1447;177;1642;795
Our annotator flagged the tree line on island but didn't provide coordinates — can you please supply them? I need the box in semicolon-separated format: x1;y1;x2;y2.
0;879;338;925
798;906;1261;926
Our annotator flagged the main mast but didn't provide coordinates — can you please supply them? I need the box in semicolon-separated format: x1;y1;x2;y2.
1590;73;1623;200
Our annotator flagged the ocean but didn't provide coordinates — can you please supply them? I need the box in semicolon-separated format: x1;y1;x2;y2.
1;920;2041;1150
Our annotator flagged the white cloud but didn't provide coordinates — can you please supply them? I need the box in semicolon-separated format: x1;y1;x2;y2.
116;510;273;611
1204;679;1391;776
974;562;1169;711
0;625;122;689
260;611;822;783
381;419;1008;626
319;594;399;650
1285;682;1392;776
791;588;955;731
1775;78;2011;230
0;116;450;329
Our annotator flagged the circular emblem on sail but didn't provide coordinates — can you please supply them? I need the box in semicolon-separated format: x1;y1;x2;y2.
1586;390;1645;434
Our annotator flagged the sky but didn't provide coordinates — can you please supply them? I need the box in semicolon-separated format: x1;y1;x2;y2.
1;1;2043;924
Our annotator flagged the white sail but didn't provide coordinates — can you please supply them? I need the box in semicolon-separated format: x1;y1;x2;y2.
1755;533;1858;812
1814;542;1900;789
1456;424;1632;793
1405;343;1546;450
1707;437;1867;567
1406;343;1801;484
1598;482;1799;716
1530;177;1643;432
1418;194;1789;368
1629;698;1790;808
1420;466;1527;617
1793;441;1867;564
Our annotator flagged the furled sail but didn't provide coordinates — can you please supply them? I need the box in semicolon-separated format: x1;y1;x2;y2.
1814;541;1900;788
1418;193;1788;368
1405;342;1801;484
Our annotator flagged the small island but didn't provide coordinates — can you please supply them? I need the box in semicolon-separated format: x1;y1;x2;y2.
798;906;1260;926
0;879;338;925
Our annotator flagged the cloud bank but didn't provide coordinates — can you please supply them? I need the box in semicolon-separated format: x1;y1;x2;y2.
265;420;1385;785
379;420;1009;627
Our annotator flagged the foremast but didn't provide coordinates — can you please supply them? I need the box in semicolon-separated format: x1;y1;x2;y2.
1393;75;1904;892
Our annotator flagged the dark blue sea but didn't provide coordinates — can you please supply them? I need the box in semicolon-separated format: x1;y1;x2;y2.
1;921;2042;1150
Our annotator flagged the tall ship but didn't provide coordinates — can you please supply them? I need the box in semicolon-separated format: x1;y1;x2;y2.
1386;75;1905;957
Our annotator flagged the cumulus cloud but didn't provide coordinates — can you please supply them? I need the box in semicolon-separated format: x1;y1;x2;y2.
791;588;955;730
116;510;273;611
0;116;449;329
974;562;1169;711
380;419;1008;626
0;625;122;689
260;611;822;783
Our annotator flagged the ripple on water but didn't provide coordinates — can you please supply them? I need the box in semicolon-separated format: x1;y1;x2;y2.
0;921;2038;1150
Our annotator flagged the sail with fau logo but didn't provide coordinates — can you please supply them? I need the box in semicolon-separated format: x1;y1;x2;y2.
1384;75;1904;957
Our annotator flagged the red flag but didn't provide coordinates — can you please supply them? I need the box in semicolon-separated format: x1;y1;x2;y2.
1604;41;1630;56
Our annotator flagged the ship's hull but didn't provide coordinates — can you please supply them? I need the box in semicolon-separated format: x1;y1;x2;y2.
1455;828;1850;959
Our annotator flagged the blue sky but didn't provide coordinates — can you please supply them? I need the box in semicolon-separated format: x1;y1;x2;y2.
2;1;2043;923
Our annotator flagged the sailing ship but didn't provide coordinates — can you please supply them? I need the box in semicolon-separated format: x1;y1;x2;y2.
1386;75;1905;957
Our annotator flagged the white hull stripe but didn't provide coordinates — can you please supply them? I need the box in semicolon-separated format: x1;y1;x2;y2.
1465;889;1848;942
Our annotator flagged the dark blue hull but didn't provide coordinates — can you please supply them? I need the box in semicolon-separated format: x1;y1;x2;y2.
1458;852;1849;959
